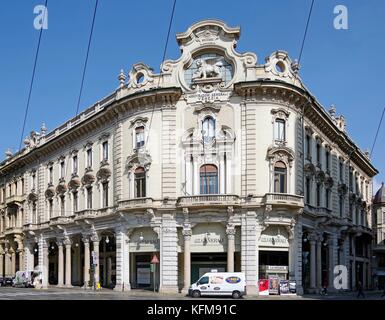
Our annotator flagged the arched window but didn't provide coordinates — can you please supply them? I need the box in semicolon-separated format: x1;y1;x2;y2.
135;126;145;149
274;161;287;193
274;119;286;142
200;164;218;194
134;167;146;198
202;117;215;143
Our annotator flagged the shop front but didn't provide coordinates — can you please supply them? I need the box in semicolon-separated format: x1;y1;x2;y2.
129;227;160;291
187;223;241;283
258;226;289;281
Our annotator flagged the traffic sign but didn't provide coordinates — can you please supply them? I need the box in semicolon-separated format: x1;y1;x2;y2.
151;254;159;264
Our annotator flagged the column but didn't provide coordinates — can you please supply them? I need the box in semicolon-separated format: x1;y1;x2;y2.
0;253;3;277
57;241;64;287
220;155;226;194
38;237;48;288
317;239;322;289
91;234;100;286
182;228;191;293
193;157;199;195
351;236;356;290
309;238;316;289
82;236;90;288
64;238;72;287
226;226;235;273
114;227;131;291
107;257;112;286
11;250;16;275
4;251;11;277
103;239;107;287
241;212;259;295
24;243;34;271
18;249;24;272
328;237;335;291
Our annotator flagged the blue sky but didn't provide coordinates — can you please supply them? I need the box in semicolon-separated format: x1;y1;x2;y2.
0;0;384;191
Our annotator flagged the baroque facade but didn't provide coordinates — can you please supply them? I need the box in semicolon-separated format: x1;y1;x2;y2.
0;20;378;294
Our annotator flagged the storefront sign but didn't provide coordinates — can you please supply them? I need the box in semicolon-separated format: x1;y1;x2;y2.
259;235;289;247
190;224;227;252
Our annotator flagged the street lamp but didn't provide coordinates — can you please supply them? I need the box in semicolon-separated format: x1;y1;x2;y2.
139;232;144;242
105;236;109;244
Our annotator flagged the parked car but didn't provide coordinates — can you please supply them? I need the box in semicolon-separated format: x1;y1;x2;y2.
0;276;14;287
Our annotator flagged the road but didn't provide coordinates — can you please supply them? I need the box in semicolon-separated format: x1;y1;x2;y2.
0;286;384;300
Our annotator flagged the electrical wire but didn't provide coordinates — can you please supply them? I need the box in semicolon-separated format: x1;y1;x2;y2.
145;0;177;147
18;0;48;151
370;106;385;158
298;0;315;66
75;0;99;116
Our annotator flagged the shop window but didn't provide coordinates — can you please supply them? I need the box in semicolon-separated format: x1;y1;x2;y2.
135;167;146;198
273;161;287;193
200;164;218;194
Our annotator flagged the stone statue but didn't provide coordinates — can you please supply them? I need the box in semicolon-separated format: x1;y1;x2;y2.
192;57;224;80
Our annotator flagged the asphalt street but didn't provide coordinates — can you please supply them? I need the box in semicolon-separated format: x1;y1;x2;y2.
0;287;385;300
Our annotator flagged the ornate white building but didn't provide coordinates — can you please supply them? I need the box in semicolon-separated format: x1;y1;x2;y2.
0;20;378;294
373;183;385;289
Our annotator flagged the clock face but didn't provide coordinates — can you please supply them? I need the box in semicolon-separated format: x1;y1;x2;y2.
184;53;234;88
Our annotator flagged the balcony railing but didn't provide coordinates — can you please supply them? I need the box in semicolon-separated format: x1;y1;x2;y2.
49;215;74;226
4;227;23;235
177;194;240;207
305;204;332;216
118;198;154;210
264;193;304;207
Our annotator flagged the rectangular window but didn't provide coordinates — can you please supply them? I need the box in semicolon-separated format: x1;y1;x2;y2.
316;184;321;207
21;178;25;195
73;191;78;212
49;167;53;184
325;150;330;170
339;161;344;182
349;170;353;191
325;189;330;209
49;199;53;219
32;173;36;190
306;135;311;159
306;177;311;204
102;141;109;161
274;119;286;142
60;196;65;216
87;149;92;168
87;187;93;209
60;161;65;179
32;203;37;224
135;170;146;198
102;182;108;207
135;127;145;149
316;144;321;165
73;156;78;174
339;196;344;217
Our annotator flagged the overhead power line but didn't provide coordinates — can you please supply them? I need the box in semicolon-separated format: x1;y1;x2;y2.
370;106;385;157
298;0;315;66
145;0;177;147
19;0;49;151
75;0;99;116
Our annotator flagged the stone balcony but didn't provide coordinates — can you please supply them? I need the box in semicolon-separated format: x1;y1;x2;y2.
263;193;304;209
74;208;114;220
4;227;23;236
304;204;332;217
49;215;75;226
118;198;154;211
177;194;240;208
5;194;26;206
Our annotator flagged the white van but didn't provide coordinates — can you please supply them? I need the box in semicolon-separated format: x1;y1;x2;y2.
188;272;246;299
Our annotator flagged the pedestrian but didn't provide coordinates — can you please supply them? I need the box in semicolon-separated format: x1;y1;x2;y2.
356;281;365;299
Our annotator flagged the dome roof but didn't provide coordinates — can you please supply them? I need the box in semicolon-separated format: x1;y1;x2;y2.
374;182;385;204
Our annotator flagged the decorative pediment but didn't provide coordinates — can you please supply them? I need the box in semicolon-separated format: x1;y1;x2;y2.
96;160;112;182
264;51;298;80
126;150;152;171
45;183;55;199
130;116;149;128
271;107;290;120
56;178;67;195
28;190;38;203
98;132;111;141
267;146;295;166
82;168;95;186
128;63;155;89
68;174;81;191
